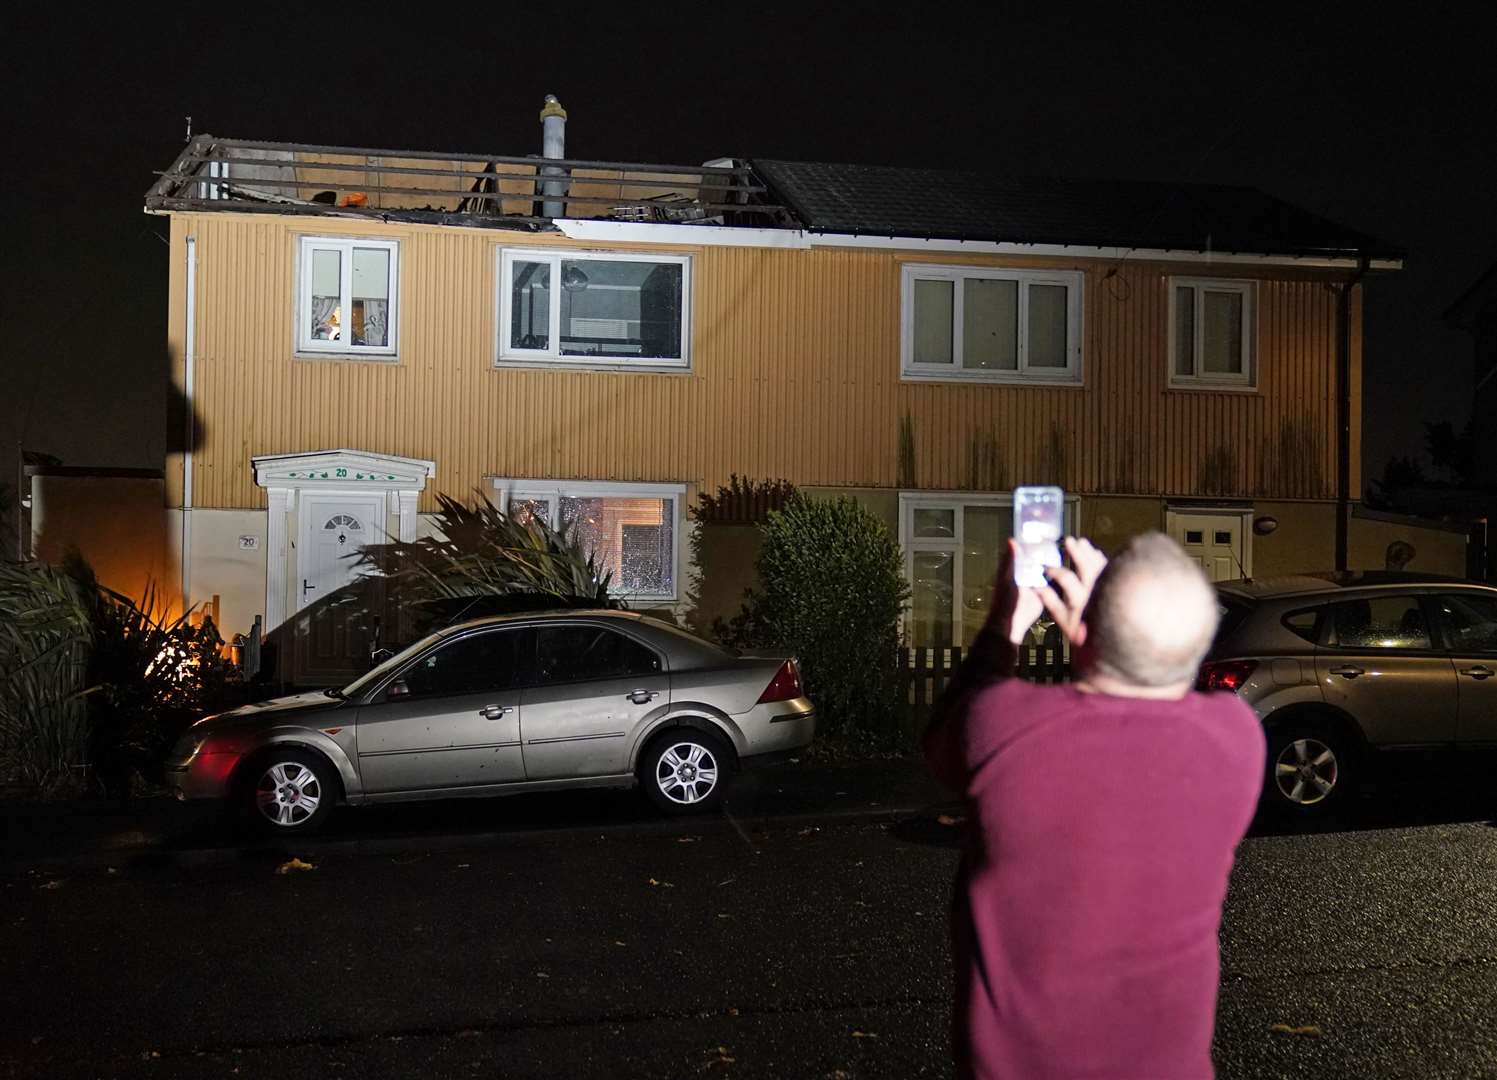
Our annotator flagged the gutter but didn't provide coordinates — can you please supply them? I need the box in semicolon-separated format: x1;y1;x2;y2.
1335;255;1370;571
552;218;1403;269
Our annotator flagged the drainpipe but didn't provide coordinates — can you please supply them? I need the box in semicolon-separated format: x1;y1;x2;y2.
539;94;568;219
1335;254;1369;572
181;236;197;612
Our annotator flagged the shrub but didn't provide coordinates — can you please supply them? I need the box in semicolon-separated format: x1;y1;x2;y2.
686;477;798;636
717;495;908;741
0;556;240;799
0;561;92;797
67;560;239;793
689;475;799;526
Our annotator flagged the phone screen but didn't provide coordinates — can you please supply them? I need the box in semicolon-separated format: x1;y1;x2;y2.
1013;486;1064;588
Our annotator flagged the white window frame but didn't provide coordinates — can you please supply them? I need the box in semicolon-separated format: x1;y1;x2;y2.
490;478;686;602
295;236;400;358
497;248;693;371
898;491;1081;647
900;264;1084;385
1168;276;1256;390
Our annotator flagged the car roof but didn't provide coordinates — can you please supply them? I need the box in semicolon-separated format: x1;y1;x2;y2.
436;608;654;637
433;608;732;667
1217;571;1489;602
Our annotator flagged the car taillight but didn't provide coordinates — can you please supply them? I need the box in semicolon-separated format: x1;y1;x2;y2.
757;660;803;703
1196;659;1258;693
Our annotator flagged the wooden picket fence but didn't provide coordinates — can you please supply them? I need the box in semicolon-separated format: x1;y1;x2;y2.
899;640;1071;733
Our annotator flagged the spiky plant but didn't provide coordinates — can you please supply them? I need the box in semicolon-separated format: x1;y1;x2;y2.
355;491;617;606
0;561;92;796
1;555;239;798
64;556;237;791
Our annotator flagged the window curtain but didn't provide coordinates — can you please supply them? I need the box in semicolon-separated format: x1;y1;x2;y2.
356;300;388;347
311;296;339;340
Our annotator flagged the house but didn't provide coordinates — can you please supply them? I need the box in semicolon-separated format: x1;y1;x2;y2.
123;97;1468;683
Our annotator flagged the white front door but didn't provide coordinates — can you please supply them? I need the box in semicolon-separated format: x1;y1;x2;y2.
297;493;384;614
1167;511;1250;582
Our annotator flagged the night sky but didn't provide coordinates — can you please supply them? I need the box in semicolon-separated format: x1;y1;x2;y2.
7;6;1495;494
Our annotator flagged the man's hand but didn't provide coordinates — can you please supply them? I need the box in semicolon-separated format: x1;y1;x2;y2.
991;539;1047;646
1038;537;1108;647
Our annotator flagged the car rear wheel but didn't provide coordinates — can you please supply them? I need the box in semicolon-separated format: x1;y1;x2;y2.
1264;723;1352;815
639;729;733;815
239;748;337;834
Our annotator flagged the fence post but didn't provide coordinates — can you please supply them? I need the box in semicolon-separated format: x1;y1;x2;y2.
912;647;928;727
939;645;962;701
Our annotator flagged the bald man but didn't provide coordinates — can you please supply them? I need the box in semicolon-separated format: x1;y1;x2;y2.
925;532;1264;1080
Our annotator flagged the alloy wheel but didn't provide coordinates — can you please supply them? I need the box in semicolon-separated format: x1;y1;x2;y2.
655;742;719;805
1274;737;1338;806
254;761;324;827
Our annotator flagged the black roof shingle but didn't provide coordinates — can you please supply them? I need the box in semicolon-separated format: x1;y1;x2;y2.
749;160;1402;261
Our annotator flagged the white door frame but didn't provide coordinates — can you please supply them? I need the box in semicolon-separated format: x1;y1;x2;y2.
253;449;435;630
1164;505;1254;580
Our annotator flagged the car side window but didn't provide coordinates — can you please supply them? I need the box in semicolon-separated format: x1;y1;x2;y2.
393;630;519;699
1325;596;1430;650
532;626;661;686
1433;594;1497;655
1282;607;1321;644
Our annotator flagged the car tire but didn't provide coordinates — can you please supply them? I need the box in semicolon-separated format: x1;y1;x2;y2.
1263;721;1354;816
638;728;734;815
237;748;338;835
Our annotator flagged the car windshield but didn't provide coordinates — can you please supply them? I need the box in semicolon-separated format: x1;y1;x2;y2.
340;630;446;698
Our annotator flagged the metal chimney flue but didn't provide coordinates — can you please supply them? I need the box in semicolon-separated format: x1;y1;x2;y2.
539;94;568;218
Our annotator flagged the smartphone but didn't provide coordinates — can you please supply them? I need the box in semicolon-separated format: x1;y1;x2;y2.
1013;486;1064;588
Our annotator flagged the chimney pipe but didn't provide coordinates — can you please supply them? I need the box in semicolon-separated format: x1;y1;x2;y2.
539;94;568;219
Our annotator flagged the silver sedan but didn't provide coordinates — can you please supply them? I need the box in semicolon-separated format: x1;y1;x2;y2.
164;611;816;833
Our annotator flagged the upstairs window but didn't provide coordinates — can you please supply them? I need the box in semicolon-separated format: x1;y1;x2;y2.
297;237;399;357
499;250;690;369
1169;277;1255;388
901;265;1083;384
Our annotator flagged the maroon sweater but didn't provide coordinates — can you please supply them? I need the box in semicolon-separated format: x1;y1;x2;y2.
927;677;1264;1080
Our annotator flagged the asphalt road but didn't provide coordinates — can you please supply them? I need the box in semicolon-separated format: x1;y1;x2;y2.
2;780;1494;1079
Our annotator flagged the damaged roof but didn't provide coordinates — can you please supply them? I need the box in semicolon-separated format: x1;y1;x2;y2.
750;159;1403;261
145;137;1402;263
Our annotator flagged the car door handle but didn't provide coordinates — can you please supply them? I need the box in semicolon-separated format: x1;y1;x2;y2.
625;689;659;704
1329;666;1364;679
479;704;514;720
1459;666;1495;680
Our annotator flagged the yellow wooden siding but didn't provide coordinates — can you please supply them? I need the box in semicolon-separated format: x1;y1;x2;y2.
166;211;1353;512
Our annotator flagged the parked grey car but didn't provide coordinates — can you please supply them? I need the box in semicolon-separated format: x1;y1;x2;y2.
164;611;816;833
1200;572;1497;815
